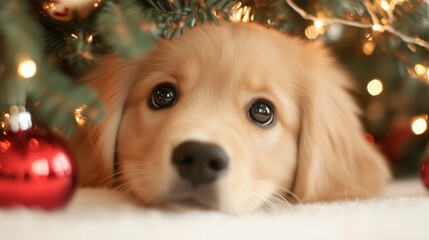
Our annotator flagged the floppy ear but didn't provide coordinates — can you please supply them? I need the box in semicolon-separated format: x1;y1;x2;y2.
69;54;140;186
292;46;391;202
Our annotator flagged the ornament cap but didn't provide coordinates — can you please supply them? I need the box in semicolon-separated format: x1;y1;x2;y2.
7;106;32;133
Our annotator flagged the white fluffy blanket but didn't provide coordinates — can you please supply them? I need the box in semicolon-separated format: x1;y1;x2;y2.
1;178;427;240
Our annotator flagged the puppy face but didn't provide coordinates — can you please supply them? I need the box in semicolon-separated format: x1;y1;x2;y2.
75;22;390;214
117;24;302;213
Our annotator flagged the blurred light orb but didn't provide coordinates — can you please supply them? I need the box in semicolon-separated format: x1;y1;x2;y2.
414;64;427;75
367;79;383;96
363;42;376;55
305;25;319;39
380;1;390;10
314;20;323;28
372;24;382;31
18;60;37;79
411;117;427;135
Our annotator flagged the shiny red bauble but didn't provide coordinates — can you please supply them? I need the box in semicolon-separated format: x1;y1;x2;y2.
420;156;429;190
0;128;76;210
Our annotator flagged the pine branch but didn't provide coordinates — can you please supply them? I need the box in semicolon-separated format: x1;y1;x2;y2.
284;0;429;49
0;0;105;136
97;0;156;59
0;0;43;108
141;0;235;39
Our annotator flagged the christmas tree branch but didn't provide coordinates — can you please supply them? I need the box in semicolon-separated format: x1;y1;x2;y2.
284;0;429;49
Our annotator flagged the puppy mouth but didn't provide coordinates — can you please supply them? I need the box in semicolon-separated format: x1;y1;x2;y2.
158;181;222;210
170;196;215;210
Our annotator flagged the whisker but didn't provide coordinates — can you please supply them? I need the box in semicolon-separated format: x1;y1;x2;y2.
275;185;302;204
90;167;149;188
249;188;280;214
271;192;293;212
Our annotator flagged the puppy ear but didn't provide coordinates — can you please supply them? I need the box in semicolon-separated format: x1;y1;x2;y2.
292;46;391;202
69;54;140;186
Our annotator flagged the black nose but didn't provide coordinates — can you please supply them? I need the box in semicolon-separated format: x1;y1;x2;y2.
172;141;229;187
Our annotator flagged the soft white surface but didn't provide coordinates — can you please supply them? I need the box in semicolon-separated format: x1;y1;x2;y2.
1;178;428;240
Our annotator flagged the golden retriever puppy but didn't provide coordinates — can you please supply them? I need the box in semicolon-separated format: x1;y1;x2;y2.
71;21;391;214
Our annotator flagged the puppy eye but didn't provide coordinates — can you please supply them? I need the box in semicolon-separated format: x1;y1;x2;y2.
150;83;177;109
248;100;275;126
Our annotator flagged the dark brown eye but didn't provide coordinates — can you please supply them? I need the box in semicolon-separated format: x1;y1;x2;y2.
248;100;275;126
150;83;177;109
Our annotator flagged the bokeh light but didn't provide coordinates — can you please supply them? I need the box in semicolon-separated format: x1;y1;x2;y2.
411;117;427;135
18;60;37;79
367;79;383;96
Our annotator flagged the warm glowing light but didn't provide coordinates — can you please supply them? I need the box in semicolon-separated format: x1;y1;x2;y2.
380;1;390;10
235;8;243;21
87;35;94;43
367;79;383;96
305;25;319;39
365;32;373;41
233;1;242;9
411;116;428;135
74;105;87;126
71;33;78;39
372;24;382;31
241;6;252;23
314;20;323;28
407;44;417;52
230;2;253;23
414;64;427;75
18;60;37;78
363;42;376;55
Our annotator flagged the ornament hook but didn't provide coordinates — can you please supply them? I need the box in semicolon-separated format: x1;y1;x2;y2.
7;106;32;132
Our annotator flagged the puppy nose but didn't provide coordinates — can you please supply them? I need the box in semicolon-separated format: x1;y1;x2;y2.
172;141;229;187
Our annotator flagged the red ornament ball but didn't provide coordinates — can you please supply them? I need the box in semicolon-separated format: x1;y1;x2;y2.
0;128;77;210
420;156;429;190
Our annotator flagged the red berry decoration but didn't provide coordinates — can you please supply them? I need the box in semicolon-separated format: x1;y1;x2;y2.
420;156;429;190
0;128;77;210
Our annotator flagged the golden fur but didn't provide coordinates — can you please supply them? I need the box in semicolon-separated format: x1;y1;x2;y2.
70;22;391;214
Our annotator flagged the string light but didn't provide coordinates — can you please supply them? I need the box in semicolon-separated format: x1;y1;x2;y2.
18;59;37;79
305;25;319;39
74;105;87;126
231;2;252;23
284;0;429;49
242;6;252;23
86;34;94;43
363;41;376;55
380;1;390;10
414;64;427;76
367;79;383;96
411;116;428;135
407;44;417;52
314;20;324;28
366;101;385;121
372;24;383;31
